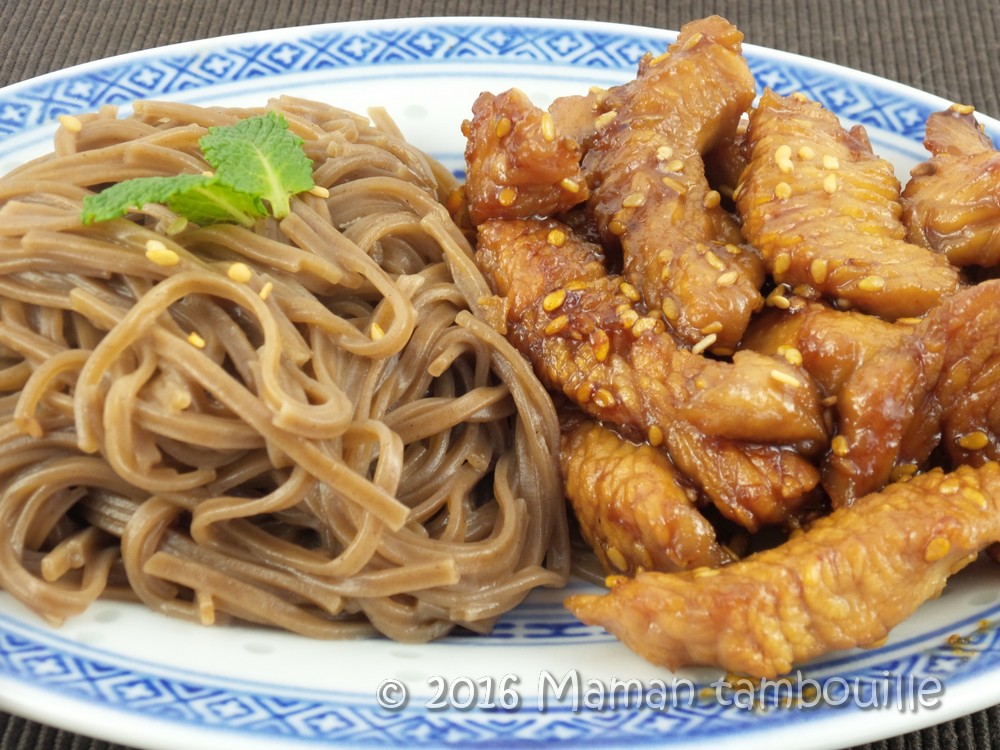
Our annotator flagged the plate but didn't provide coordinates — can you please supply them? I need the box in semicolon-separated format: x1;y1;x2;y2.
1;16;999;750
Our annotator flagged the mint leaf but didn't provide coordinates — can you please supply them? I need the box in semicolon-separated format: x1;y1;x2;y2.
166;182;267;227
81;174;214;224
199;111;314;219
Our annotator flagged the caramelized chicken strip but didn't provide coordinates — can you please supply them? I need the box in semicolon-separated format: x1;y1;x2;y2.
741;301;909;397
825;280;1000;506
583;16;764;351
463;87;588;225
737;90;962;319
567;461;1000;678
560;416;735;575
902;105;1000;267
476;217;825;529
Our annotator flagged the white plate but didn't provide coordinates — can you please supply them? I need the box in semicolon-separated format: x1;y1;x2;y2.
1;16;999;750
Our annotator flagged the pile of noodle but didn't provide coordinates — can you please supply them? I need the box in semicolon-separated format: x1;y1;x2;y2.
0;96;569;641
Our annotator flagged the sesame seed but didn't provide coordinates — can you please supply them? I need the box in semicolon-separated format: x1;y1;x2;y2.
691;333;717;355
659;265;671;282
187;331;206;349
950;103;975;115
777;157;794;174
575;383;592;403
166;216;188;235
724;243;742;255
649;50;671;66
145;240;180;267
664;159;685;173
370;322;385;341
790;92;809;103
58;114;83;133
622;192;646;208
540;112;556;142
822;154;840;170
831;435;850;456
542;289;567;312
660;176;687;194
201;170;214;178
716;270;739;287
258;281;274;300
797;145;816;160
618;308;639;329
890;463;918;482
592;330;610;362
647;424;664;447
227;262;253;283
896;317;923;326
606;546;628;571
619;282;641;302
498;186;518;206
705;250;725;271
544;315;569;335
495;116;512;138
775;145;792;162
858;274;886;292
700;320;723;334
773;253;791;276
565;281;588;291
767;292;791;309
593;388;616;408
703;190;722;209
962;486;989;510
810;258;829;284
608;219;627;236
774;181;792;200
595;110;618;129
769;369;801;388
307;185;330;199
589;85;605;95
656;145;674;161
693;567;720;578
958;431;990;451
560;177;581;193
940;478;961;494
661;298;679;320
631;317;658;337
547;228;567;247
823;173;838;194
681;31;704;50
821;395;839;407
784;347;804;367
924;537;951;562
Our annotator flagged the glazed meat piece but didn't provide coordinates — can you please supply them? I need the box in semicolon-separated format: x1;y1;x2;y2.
566;462;1000;678
583;16;764;351
463;87;588;224
560;416;735;575
741;301;909;397
737;90;962;319
825;280;1000;506
902;105;1000;268
476;217;825;529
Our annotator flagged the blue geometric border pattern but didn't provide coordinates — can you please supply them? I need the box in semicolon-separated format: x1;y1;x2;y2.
3;610;1000;746
0;20;978;146
0;23;664;138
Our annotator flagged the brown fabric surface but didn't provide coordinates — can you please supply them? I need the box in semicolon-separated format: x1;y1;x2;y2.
0;1;997;749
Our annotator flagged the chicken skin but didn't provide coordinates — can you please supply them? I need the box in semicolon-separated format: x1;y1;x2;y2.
476;217;824;529
902;105;1000;268
567;461;1000;678
560;415;735;575
583;16;764;351
737;90;961;319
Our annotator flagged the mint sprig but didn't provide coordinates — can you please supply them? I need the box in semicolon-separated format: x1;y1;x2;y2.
81;111;314;227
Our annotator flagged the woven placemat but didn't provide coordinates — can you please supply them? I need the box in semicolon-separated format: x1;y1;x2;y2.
0;1;997;748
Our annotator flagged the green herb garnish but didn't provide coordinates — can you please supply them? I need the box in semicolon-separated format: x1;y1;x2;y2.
81;111;314;226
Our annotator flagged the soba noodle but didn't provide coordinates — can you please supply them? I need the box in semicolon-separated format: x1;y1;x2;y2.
0;96;569;641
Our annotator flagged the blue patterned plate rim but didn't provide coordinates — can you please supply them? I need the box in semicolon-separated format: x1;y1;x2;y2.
0;15;998;750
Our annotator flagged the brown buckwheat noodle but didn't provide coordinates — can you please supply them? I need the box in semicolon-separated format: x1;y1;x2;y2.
0;96;569;641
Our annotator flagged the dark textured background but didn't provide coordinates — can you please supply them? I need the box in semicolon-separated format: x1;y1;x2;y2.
0;1;998;748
